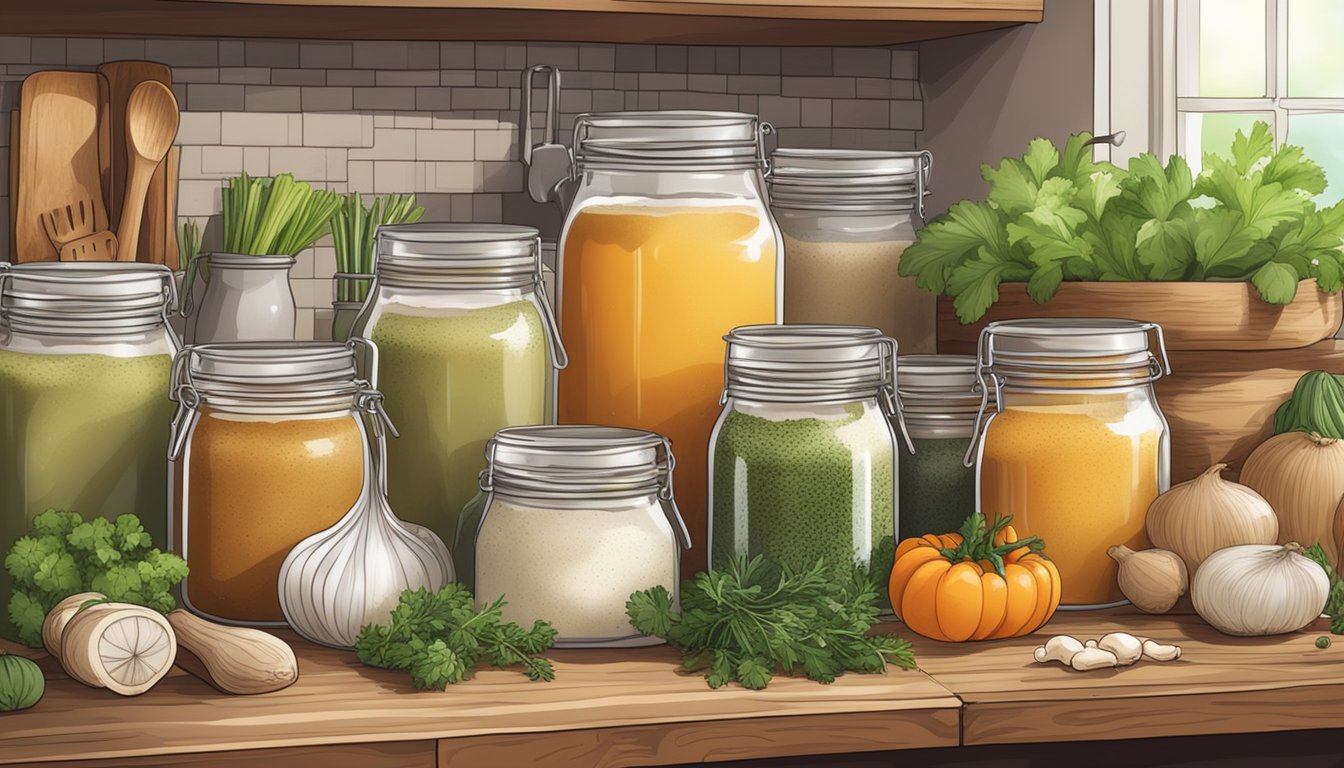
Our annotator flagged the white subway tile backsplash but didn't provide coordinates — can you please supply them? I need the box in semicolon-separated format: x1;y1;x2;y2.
302;113;373;147
200;146;243;174
2;34;920;282
270;146;328;180
177;112;222;145
222;112;291;145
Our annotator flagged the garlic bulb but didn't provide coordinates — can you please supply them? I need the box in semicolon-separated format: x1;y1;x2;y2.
1145;463;1278;574
1242;432;1344;567
279;418;453;649
1192;543;1328;636
1107;545;1188;614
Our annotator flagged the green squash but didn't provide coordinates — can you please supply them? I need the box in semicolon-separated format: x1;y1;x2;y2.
0;652;44;712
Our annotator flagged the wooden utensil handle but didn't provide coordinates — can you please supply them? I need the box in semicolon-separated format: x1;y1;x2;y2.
115;164;155;262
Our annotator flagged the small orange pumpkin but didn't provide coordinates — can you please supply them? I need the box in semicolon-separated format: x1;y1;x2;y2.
889;513;1060;642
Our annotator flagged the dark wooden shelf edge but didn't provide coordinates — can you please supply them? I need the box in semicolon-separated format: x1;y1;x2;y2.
8;0;1033;45
436;708;963;768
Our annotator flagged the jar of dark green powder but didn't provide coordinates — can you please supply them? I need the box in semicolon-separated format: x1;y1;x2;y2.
708;325;909;587
896;355;985;538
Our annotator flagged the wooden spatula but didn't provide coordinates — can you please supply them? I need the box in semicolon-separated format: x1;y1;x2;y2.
40;197;100;250
59;231;120;262
115;81;179;262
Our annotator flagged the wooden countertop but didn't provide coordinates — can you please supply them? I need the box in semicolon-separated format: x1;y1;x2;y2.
3;608;1343;767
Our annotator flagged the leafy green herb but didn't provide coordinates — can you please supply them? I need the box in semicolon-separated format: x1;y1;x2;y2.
626;555;917;690
1301;544;1344;635
1272;370;1344;439
330;193;425;302
354;585;557;689
4;510;187;647
221;173;342;257
901;122;1344;323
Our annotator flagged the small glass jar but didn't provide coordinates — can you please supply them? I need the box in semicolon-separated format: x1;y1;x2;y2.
461;425;689;648
0;263;179;641
768;149;934;352
559;112;782;576
351;224;566;552
168;342;373;625
897;355;985;538
192;253;297;343
969;318;1172;608
708;325;909;586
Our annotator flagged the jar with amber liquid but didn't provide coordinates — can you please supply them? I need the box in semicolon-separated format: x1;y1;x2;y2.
557;112;782;573
169;342;373;625
968;319;1171;608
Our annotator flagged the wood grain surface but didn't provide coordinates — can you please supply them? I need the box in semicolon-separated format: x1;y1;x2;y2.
438;709;959;767
31;741;436;768
4;0;1030;45
936;281;1343;353
1156;340;1344;483
0;631;958;766
907;608;1344;746
14;71;107;263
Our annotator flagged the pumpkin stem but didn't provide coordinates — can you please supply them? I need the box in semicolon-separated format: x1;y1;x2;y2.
940;512;1044;578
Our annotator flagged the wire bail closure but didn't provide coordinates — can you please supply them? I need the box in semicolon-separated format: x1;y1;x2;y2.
962;320;1172;468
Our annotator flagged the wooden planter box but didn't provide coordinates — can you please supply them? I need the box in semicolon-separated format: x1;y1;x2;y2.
936;280;1342;354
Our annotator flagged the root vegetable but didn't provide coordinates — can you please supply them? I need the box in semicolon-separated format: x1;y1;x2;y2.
42;594;176;696
167;610;297;695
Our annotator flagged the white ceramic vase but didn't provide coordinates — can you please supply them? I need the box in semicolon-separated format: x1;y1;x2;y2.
192;253;296;343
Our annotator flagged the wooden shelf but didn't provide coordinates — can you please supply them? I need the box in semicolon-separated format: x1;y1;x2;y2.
5;608;1344;766
6;0;1043;45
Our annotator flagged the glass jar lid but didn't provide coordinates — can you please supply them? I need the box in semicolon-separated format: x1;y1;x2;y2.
375;224;540;285
978;318;1171;380
0;262;176;335
174;342;360;394
722;324;896;405
767;148;932;214
574;111;769;171
481;424;691;547
898;354;988;425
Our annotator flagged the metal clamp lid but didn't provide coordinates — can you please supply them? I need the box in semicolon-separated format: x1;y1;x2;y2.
961;318;1172;468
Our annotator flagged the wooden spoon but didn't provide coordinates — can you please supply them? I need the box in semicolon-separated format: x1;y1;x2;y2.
115;81;179;262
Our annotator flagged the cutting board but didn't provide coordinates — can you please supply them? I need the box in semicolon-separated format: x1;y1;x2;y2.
7;110;17;262
15;71;107;263
99;61;175;266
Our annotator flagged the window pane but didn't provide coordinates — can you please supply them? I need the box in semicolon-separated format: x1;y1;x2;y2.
1182;112;1275;174
1287;0;1344;97
1287;113;1344;206
1195;0;1267;97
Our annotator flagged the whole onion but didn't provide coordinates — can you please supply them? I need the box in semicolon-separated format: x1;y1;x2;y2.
1192;543;1328;636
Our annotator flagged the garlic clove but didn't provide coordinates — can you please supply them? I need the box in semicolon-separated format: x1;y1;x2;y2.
1069;647;1120;671
1096;632;1144;666
1140;638;1182;662
1107;545;1188;614
1033;635;1085;665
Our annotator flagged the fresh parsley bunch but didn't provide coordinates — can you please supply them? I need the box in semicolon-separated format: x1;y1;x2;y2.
354;584;557;690
627;555;917;690
901;122;1344;323
5;509;188;647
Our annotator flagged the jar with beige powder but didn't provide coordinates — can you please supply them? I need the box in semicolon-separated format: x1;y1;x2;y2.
768;148;934;352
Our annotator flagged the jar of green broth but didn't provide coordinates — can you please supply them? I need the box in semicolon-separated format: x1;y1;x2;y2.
0;263;179;641
896;355;985;538
708;325;911;587
350;225;567;551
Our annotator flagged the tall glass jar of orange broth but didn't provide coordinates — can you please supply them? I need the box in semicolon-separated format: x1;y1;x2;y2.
968;318;1171;608
168;343;375;625
557;111;781;574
